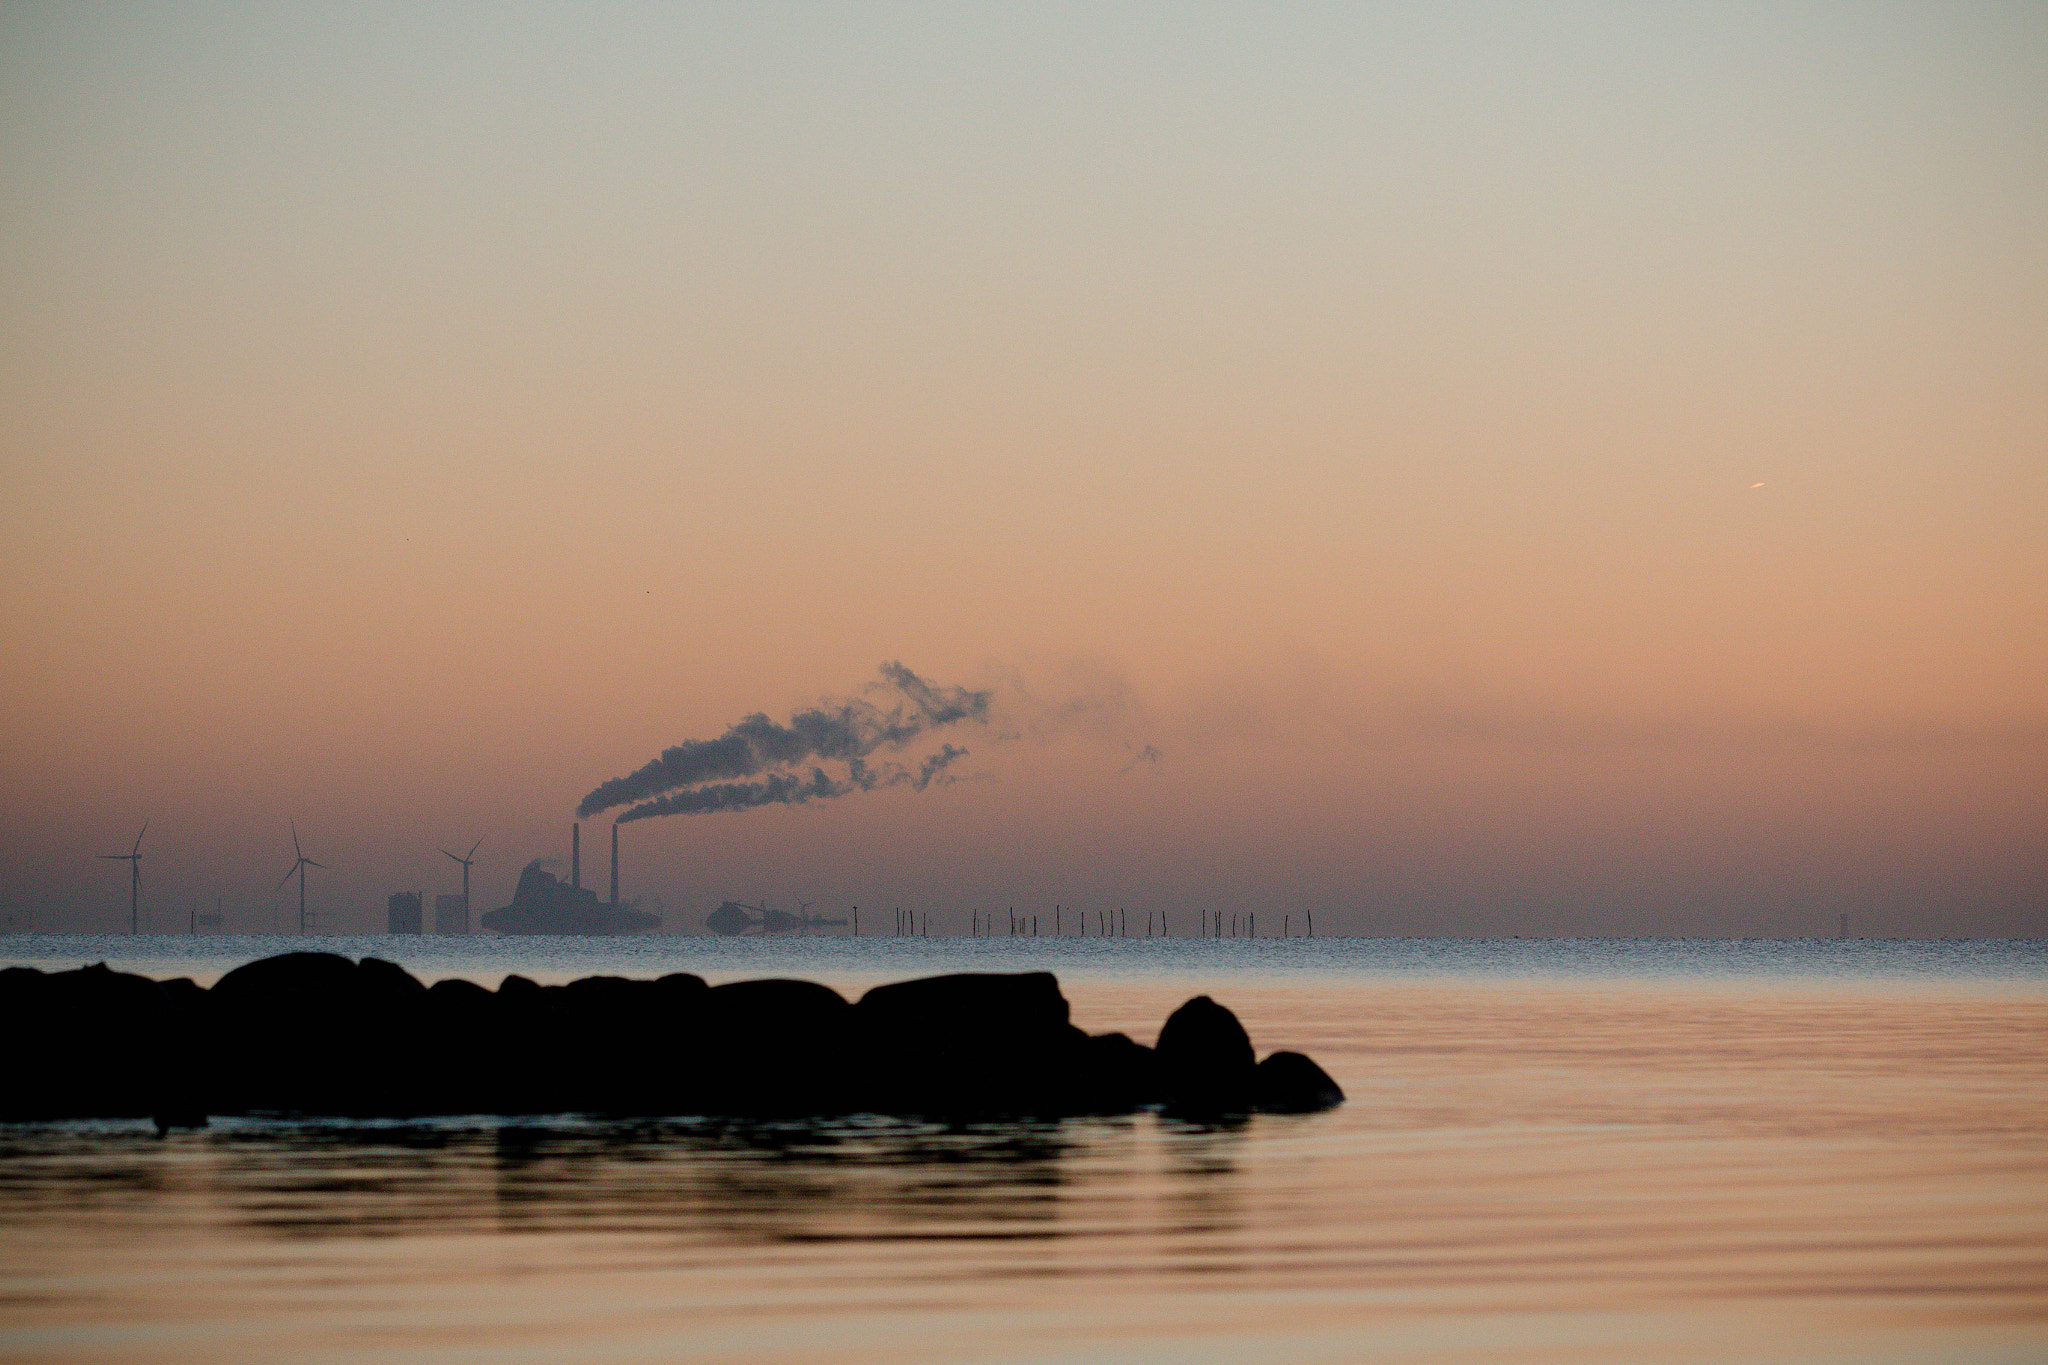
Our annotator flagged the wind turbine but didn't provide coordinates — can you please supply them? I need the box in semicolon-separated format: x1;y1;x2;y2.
101;825;146;934
440;836;483;923
277;822;326;935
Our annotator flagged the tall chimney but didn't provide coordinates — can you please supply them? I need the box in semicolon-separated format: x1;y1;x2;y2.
610;823;619;906
572;822;581;890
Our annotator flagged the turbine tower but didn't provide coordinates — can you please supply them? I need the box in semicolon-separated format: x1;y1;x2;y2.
440;836;483;918
277;822;326;934
101;825;146;934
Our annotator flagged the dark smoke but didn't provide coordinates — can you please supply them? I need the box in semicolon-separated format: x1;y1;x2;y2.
614;768;850;824
915;743;970;789
584;663;991;824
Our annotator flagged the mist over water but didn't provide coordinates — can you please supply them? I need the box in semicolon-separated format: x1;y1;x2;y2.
3;938;2044;1363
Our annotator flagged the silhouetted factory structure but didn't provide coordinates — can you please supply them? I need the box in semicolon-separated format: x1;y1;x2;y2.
477;822;660;936
385;892;422;935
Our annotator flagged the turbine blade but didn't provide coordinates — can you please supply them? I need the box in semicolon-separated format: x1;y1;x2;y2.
133;824;148;854
303;859;326;869
441;849;462;863
291;821;302;859
277;866;299;892
467;836;484;859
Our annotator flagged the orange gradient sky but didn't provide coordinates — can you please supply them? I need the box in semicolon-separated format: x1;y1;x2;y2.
2;3;2043;935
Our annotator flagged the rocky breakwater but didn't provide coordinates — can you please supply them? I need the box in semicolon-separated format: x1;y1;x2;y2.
0;953;1343;1127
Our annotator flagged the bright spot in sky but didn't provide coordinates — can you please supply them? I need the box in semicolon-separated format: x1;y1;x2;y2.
1751;482;1766;489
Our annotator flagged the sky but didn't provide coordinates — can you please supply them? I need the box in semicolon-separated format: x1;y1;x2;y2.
2;2;2043;937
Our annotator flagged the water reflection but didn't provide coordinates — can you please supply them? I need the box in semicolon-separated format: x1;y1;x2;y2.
0;1114;1233;1257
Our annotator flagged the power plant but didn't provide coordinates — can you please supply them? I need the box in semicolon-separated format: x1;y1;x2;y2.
479;822;661;935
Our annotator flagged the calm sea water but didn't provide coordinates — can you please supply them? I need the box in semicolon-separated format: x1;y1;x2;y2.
3;935;2044;1364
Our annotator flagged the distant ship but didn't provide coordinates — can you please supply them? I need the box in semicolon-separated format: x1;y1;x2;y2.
705;899;847;936
482;860;661;936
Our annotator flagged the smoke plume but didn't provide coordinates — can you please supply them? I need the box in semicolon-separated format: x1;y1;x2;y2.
581;663;991;825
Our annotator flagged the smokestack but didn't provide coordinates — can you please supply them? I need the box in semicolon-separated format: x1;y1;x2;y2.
572;822;581;890
610;823;619;906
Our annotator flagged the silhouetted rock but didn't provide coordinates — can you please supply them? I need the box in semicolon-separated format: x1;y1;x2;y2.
858;971;1070;1035
212;950;359;1005
206;951;433;1117
854;972;1089;1115
551;974;705;1113
1074;1031;1165;1111
1155;995;1258;1114
1254;1050;1345;1112
358;957;429;1000
699;979;854;1115
414;977;499;1112
655;971;710;1004
0;963;197;1122
427;976;495;1011
0;954;1341;1126
159;977;208;1014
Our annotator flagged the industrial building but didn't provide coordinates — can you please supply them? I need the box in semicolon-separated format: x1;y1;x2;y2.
386;892;422;935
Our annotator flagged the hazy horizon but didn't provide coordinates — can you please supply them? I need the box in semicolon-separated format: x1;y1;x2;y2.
3;3;2043;938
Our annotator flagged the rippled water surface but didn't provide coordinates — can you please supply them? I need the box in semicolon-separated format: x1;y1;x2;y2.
2;936;2044;1363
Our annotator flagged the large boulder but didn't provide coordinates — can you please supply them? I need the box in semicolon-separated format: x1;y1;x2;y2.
853;972;1093;1116
557;972;711;1113
857;971;1070;1036
1073;1031;1165;1112
0;963;200;1125
697;979;854;1115
474;970;714;1115
1155;995;1258;1114
205;952;433;1116
418;976;502;1113
485;974;573;1113
1254;1051;1345;1112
